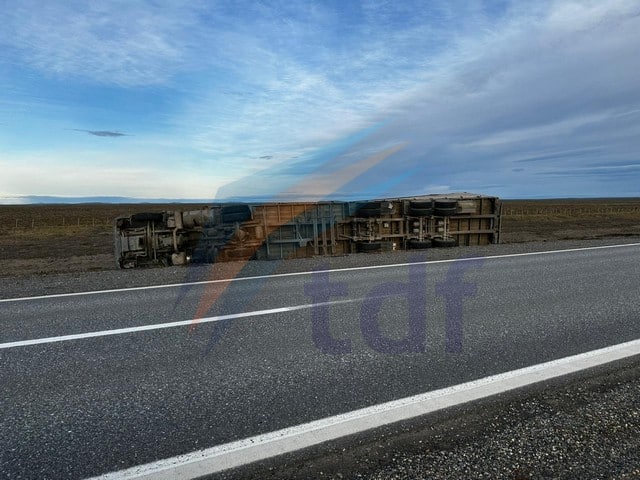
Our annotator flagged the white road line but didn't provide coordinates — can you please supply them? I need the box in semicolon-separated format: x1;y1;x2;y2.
0;298;357;350
2;242;639;304
90;337;640;480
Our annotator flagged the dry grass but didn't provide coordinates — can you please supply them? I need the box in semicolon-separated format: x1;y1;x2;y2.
0;204;203;275
0;203;204;229
500;198;640;243
0;198;639;276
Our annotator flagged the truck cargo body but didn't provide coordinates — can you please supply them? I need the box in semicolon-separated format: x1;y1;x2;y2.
114;193;501;268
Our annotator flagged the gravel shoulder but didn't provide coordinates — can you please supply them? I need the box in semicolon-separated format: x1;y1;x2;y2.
218;357;640;480
1;236;639;300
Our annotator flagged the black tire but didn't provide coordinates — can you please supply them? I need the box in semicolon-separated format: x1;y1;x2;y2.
221;212;251;223
191;247;207;263
434;200;457;209
408;239;432;249
433;200;458;217
409;200;433;209
221;204;252;223
432;237;457;248
357;242;382;252
221;204;251;214
205;246;218;263
191;245;218;263
408;207;433;217
356;202;384;217
130;212;163;223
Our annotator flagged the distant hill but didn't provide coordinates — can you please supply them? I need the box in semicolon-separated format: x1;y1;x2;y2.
0;195;216;205
0;193;383;205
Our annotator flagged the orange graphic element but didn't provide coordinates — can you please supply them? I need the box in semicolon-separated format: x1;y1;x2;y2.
189;142;407;327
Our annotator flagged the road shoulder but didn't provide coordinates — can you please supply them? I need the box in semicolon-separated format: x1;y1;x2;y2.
219;356;640;479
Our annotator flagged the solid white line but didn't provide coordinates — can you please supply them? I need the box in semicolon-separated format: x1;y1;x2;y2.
0;299;357;350
2;242;639;304
90;337;640;480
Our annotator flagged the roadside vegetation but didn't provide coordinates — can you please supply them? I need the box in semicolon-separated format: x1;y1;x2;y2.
1;199;639;276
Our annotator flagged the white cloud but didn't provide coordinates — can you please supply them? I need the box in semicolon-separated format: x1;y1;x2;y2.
174;1;496;179
0;0;205;86
216;0;640;199
0;150;231;198
464;112;618;147
370;1;640;163
2;0;639;199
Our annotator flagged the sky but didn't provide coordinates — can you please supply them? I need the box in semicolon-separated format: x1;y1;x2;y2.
1;0;639;203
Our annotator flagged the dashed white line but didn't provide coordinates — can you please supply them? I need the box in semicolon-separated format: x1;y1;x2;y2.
2;242;639;304
90;337;640;480
0;298;358;349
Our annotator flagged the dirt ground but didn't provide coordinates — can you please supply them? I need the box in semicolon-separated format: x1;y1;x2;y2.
1;199;639;277
499;198;640;243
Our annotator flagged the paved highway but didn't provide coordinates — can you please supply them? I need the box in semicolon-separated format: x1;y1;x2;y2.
1;244;639;479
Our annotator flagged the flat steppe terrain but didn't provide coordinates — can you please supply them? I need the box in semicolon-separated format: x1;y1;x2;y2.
1;198;639;277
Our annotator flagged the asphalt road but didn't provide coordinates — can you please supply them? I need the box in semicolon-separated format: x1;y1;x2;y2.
1;244;639;479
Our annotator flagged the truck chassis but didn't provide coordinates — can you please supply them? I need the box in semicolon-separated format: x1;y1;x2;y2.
114;193;501;268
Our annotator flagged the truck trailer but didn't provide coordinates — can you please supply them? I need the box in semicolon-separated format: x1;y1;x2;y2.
114;193;501;268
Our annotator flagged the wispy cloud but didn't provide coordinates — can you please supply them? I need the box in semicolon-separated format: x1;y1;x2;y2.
72;129;130;137
174;1;497;180
0;1;204;86
215;0;640;199
1;0;639;199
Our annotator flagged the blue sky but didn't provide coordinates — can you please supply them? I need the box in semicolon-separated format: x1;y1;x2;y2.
1;0;639;202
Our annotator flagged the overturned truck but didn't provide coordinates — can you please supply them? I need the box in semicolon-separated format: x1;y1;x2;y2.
114;193;501;268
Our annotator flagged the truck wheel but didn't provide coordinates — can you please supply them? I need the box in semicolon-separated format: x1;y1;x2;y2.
410;201;433;209
433;200;457;217
408;201;433;216
221;205;252;223
357;242;382;252
221;212;251;223
408;239;432;249
221;204;251;214
432;237;457;248
191;247;207;263
409;207;433;216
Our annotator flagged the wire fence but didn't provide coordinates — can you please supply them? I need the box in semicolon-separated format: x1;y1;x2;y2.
9;218;114;229
502;206;640;216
